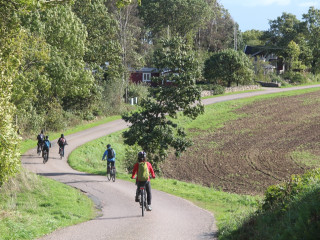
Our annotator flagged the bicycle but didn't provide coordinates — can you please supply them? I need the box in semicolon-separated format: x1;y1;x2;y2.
59;146;64;159
58;143;67;159
43;149;49;164
107;165;116;182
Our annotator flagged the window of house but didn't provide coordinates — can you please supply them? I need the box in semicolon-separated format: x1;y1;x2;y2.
143;73;151;82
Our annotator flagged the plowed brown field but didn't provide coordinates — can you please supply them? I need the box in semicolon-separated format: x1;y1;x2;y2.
162;90;320;195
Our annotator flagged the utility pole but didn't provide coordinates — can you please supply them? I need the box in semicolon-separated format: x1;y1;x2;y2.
233;20;237;51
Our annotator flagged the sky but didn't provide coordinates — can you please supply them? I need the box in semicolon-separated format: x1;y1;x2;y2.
220;0;320;32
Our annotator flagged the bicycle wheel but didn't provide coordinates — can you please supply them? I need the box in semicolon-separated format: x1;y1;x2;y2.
59;148;63;159
43;151;48;164
141;189;145;217
112;169;116;182
37;145;41;156
106;167;111;181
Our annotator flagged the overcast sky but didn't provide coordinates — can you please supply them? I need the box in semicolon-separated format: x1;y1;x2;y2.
220;0;320;32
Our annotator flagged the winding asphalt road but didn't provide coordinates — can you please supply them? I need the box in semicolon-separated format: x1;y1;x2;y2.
21;85;320;240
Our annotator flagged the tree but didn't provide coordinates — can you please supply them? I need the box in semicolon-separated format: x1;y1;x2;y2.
302;7;320;73
122;37;204;170
287;40;306;71
242;29;265;46
204;49;254;87
20;4;99;120
0;0;38;185
196;1;236;52
138;0;209;38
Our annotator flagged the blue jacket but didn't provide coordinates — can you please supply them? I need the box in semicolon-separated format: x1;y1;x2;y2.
102;147;116;162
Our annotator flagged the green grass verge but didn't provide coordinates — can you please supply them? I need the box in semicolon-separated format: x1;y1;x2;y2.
0;170;95;240
201;89;263;100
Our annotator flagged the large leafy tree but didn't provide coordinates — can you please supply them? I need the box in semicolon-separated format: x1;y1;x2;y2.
138;0;209;38
196;1;235;52
122;37;204;170
242;30;266;46
302;7;320;73
0;0;39;185
19;4;98;124
204;49;254;87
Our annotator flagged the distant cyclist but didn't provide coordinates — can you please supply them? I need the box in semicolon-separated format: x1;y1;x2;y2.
42;136;51;158
57;134;67;157
131;151;155;211
102;144;116;174
36;130;45;154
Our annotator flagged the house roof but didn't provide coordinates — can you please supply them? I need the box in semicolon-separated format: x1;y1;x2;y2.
130;67;159;73
244;45;266;56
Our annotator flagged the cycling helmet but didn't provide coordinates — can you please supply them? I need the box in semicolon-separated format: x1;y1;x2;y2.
61;134;64;138
138;151;146;160
107;144;111;148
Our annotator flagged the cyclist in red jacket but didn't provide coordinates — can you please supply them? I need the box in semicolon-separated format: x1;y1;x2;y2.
132;151;155;211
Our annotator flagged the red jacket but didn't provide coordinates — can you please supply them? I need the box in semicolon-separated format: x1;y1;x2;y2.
132;161;155;181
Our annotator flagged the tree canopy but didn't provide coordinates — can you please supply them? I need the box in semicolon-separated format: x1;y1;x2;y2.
204;49;254;87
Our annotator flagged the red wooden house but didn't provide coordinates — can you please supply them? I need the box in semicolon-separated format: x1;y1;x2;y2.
130;67;160;85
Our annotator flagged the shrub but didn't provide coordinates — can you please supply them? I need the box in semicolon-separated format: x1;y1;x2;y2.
283;71;309;84
198;84;225;95
262;168;320;211
126;82;149;103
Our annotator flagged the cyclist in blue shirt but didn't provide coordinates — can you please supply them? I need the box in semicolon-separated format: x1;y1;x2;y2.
42;136;51;158
102;144;116;174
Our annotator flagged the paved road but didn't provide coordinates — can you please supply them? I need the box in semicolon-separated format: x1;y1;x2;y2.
21;85;320;240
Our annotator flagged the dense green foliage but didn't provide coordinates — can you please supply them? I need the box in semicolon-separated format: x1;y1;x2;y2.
122;37;204;168
204;49;254;87
222;169;320;240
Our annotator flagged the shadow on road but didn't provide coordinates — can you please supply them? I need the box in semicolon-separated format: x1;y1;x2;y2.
39;172;98;177
97;215;141;220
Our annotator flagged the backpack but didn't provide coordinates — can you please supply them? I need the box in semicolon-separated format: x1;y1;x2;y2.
59;138;65;146
137;162;149;181
44;140;50;148
107;148;115;159
37;134;44;141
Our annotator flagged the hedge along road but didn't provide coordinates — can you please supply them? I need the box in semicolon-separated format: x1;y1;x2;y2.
21;84;320;240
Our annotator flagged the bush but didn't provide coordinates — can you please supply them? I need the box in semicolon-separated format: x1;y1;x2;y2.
283;71;309;84
262;168;320;211
221;169;320;240
125;82;149;103
198;84;225;95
